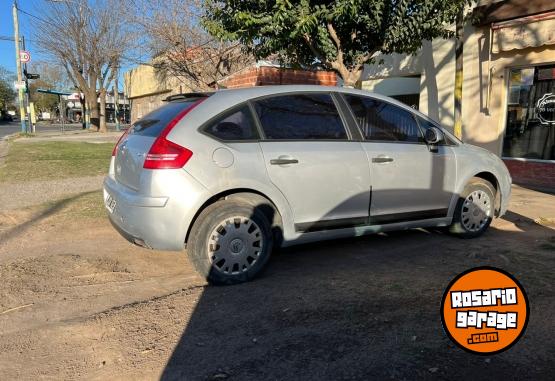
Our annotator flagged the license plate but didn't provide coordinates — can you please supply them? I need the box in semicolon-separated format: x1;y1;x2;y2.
105;194;117;214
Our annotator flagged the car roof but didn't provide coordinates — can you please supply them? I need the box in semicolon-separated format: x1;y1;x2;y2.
179;84;459;144
208;85;426;119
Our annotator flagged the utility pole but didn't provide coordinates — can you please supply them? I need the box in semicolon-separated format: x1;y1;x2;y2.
12;1;27;133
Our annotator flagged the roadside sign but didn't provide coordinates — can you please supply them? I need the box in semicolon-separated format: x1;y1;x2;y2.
13;81;26;90
19;50;31;63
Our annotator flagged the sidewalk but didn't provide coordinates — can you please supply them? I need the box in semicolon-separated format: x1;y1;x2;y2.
15;127;125;144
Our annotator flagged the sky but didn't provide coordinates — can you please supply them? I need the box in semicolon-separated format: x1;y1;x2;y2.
0;0;136;90
0;0;43;73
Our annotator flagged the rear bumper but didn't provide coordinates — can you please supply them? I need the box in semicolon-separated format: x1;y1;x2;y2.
103;172;207;251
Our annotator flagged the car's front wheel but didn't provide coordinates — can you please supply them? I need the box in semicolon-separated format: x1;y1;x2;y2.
187;200;273;285
449;177;496;238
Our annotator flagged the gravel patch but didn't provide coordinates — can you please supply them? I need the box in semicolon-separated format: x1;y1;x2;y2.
0;175;105;211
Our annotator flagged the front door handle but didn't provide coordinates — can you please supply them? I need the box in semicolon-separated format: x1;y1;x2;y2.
270;156;299;165
372;156;394;163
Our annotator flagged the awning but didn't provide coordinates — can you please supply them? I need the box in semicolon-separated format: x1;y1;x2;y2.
492;12;555;53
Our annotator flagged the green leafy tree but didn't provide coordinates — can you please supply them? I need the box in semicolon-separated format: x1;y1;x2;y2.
204;0;469;87
29;79;59;113
0;66;17;113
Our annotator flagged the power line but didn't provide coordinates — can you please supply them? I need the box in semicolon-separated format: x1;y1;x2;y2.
16;6;58;29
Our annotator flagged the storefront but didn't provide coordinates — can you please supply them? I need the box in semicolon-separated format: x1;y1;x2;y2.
503;64;555;161
360;1;555;190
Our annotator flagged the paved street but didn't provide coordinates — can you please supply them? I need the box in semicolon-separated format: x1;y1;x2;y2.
0;122;23;139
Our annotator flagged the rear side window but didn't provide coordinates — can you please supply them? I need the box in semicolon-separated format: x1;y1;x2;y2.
344;95;422;143
131;100;199;137
203;106;259;141
254;93;347;140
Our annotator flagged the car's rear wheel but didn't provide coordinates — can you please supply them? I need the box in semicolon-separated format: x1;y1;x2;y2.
449;177;495;238
187;200;273;285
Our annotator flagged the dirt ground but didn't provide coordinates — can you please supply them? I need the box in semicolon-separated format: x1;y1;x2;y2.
0;185;554;380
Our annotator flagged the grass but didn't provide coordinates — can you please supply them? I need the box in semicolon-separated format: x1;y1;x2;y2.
0;141;113;183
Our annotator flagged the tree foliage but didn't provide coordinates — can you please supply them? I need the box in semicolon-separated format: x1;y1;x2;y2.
28;61;72;112
204;0;470;87
0;66;16;112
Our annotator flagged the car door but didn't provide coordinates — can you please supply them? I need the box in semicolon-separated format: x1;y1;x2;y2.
342;94;456;224
253;92;371;232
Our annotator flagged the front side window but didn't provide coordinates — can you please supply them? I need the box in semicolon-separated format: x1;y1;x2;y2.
344;95;422;143
203;106;259;141
254;93;347;140
503;65;555;160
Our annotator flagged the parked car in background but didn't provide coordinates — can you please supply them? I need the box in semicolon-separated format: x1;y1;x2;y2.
1;113;13;122
104;86;512;284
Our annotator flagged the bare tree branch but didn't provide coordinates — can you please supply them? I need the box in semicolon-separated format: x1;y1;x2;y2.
130;0;254;90
34;0;133;131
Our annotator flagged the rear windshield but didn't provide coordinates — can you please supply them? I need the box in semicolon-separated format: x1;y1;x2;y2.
130;100;200;137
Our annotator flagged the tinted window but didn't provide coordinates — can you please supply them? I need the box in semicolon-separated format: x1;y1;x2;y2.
254;93;347;140
345;95;422;142
204;106;259;141
131;100;200;137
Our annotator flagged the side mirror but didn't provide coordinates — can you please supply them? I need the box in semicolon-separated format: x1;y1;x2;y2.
424;127;444;145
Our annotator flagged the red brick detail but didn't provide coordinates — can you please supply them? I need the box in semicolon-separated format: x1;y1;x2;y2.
220;66;337;89
503;159;555;191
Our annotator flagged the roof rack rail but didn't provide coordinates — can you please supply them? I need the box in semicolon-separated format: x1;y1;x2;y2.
163;92;214;102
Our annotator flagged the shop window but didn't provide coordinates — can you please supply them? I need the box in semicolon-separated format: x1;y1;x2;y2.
503;65;555;160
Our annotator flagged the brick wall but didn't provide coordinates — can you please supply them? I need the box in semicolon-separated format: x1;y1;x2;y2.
503;159;555;191
220;66;337;88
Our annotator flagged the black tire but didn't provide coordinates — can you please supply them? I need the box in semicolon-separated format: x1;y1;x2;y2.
187;199;273;285
449;177;496;238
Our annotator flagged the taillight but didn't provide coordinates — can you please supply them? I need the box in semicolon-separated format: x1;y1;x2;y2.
143;98;205;169
112;128;130;156
143;138;193;169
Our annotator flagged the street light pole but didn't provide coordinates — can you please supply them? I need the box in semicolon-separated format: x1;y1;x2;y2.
12;1;27;133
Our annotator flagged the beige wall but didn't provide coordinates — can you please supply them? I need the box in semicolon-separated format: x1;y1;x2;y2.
124;65;172;99
124;64;192;123
362;20;555;156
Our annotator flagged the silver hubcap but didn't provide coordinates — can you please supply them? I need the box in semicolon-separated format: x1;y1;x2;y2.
461;190;492;232
207;216;263;275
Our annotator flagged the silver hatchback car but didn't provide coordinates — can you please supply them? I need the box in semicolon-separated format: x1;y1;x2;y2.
104;86;511;284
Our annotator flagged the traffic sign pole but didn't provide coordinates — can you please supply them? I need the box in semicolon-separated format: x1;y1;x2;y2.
13;1;27;133
21;36;33;133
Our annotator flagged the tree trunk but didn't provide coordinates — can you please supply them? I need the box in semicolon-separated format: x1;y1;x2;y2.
341;69;363;89
80;94;86;129
454;8;464;140
89;99;100;131
99;89;107;133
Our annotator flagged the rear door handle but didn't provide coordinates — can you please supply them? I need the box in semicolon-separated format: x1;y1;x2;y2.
270;157;299;165
372;156;394;163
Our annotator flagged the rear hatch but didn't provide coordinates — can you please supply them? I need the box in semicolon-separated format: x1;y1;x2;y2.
114;99;202;190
